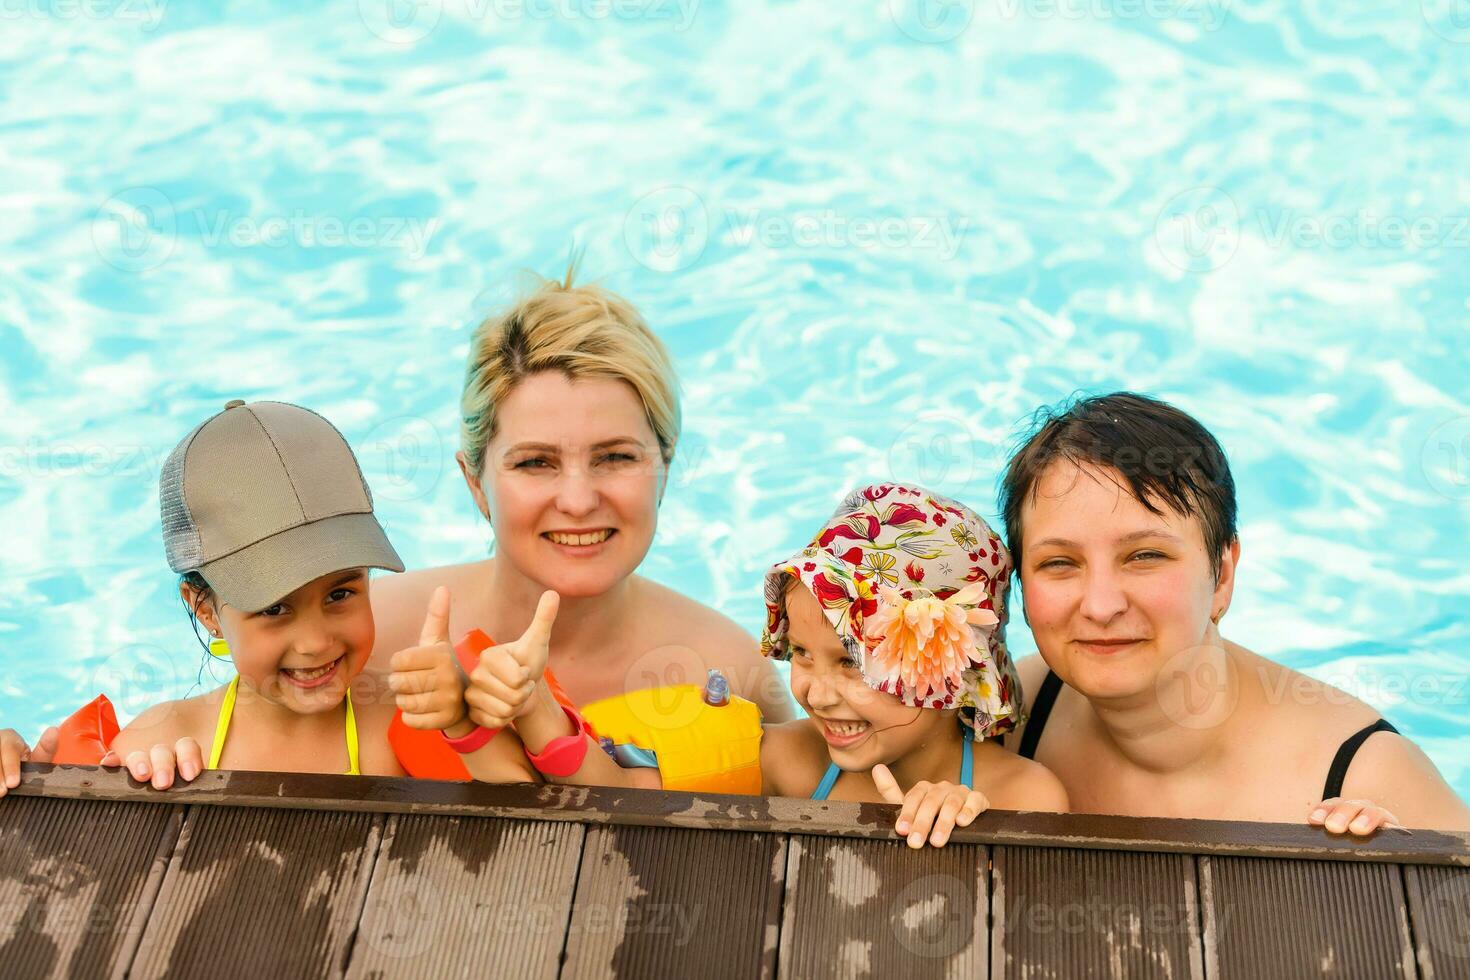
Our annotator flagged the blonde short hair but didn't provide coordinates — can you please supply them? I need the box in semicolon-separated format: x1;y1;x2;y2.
460;266;681;477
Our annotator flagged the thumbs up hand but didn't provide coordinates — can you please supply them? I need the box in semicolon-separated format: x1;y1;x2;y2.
389;587;472;734
465;591;560;731
873;763;989;849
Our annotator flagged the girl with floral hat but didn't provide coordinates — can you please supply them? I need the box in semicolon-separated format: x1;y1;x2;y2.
753;483;1067;845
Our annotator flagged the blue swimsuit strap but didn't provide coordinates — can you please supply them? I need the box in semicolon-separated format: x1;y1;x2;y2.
811;725;976;802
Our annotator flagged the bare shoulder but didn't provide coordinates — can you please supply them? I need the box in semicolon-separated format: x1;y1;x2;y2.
636;576;796;722
1246;654;1383;756
1338;730;1470;830
760;720;829;797
110;694;215;755
637;576;756;656
974;740;1070;812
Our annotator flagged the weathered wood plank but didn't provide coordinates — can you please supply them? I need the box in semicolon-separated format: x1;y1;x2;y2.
1199;855;1415;978
1404;865;1470;979
128;805;381;979
778;835;987;979
16;765;1470;867
991;846;1202;980
0;796;181;980
343;814;583;980
561;824;785;979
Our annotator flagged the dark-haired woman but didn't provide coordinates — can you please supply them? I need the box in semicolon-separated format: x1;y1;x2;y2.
1001;393;1469;833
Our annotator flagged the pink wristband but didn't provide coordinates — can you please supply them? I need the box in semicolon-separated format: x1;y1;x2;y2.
523;704;595;778
440;724;500;754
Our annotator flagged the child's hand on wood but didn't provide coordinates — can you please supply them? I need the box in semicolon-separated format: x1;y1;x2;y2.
1;726;57;798
874;763;989;848
100;737;203;791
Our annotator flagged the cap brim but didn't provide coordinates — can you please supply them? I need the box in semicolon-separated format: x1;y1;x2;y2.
199;512;405;612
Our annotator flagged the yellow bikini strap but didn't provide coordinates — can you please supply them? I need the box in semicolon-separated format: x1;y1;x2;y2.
207;676;359;775
344;690;360;776
207;676;239;771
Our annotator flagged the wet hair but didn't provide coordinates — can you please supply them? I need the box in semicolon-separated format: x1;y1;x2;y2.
1000;391;1237;580
179;571;217;657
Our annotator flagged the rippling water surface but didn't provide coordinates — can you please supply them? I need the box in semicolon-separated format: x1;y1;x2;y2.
0;0;1466;794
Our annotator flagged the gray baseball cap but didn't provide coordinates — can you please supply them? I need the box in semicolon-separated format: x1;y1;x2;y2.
160;400;405;612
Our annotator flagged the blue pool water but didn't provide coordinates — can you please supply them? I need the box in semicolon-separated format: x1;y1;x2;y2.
0;1;1465;795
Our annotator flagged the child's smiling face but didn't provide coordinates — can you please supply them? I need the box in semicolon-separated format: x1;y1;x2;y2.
186;568;375;714
784;580;955;772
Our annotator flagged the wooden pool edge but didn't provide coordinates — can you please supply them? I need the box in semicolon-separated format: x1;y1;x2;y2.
12;762;1469;868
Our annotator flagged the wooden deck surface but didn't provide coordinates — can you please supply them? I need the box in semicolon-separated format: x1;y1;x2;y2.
3;764;1468;979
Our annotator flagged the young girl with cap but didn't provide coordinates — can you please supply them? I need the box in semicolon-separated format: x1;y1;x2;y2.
1;400;542;789
433;482;1068;848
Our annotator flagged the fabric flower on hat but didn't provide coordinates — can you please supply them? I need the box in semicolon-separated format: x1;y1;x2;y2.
761;483;1020;738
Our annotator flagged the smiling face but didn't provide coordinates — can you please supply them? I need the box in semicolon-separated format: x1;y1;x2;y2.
1018;460;1238;702
784;580;954;771
187;568;375;714
460;371;667;599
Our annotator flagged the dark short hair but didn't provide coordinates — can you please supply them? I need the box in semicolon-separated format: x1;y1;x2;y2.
1000;392;1238;579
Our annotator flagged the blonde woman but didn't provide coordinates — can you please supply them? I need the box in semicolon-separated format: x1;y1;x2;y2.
372;269;795;723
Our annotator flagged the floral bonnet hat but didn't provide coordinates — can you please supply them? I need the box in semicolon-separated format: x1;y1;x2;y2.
759;483;1019;738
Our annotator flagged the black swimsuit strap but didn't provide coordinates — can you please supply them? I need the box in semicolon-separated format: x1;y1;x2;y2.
1017;669;1064;761
1322;719;1400;801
